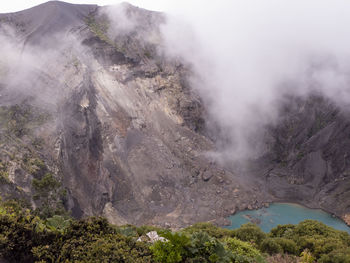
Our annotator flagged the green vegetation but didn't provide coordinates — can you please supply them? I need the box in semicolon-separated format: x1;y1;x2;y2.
0;160;9;183
85;14;153;59
1;200;350;262
0;104;50;138
85;15;112;44
85;14;130;56
32;173;61;198
0;102;66;220
225;237;266;263
268;220;350;262
23;155;46;177
32;173;67;220
31;137;45;150
0;103;51;182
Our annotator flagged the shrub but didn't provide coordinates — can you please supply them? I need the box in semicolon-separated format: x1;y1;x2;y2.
267;254;299;263
33;217;153;263
183;222;233;239
273;238;298;254
151;232;191;263
299;249;315;263
270;224;296;239
318;248;350;263
233;223;266;246
32;173;60;196
52;234;151;263
1;199;350;263
269;220;350;259
44;215;71;232
189;231;231;263
260;238;283;254
224;237;266;263
0;203;56;262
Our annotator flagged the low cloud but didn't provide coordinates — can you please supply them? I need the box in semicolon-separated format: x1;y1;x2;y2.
0;22;90;109
4;1;350;163
103;2;139;36
157;0;350;161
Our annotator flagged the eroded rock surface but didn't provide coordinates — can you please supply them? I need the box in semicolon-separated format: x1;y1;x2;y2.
0;1;257;228
252;95;350;220
0;1;349;228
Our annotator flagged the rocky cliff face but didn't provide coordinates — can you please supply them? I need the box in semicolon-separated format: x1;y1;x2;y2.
0;1;349;228
257;95;350;217
0;1;259;228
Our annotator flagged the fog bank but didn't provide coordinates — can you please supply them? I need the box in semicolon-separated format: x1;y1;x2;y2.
158;0;350;160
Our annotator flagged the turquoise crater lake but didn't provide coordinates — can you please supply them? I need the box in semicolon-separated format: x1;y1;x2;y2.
226;203;350;233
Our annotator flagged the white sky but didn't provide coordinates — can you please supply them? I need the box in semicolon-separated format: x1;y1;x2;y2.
0;0;171;13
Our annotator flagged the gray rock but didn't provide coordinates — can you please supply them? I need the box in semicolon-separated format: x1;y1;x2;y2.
201;170;213;181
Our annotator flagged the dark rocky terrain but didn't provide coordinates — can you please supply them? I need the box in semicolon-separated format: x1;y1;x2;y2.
0;1;349;228
259;95;350;223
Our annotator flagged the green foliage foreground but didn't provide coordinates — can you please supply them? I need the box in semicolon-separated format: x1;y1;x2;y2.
0;200;350;263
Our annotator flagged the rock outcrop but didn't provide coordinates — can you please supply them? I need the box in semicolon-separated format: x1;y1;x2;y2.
253;95;350;220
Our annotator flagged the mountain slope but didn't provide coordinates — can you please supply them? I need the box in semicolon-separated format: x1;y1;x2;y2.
0;1;96;45
0;1;350;228
260;95;350;220
0;1;258;228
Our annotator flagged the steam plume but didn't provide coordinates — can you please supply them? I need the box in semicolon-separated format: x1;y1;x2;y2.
157;0;350;160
